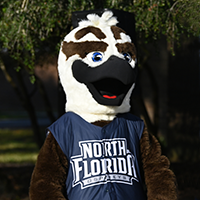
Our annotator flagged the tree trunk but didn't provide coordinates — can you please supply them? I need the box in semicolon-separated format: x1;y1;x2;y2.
142;63;159;136
0;58;43;148
35;75;56;123
16;70;43;148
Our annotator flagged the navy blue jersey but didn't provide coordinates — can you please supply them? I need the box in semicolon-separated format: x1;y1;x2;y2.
48;112;147;200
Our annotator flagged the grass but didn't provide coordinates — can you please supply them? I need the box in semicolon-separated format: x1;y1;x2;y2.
0;111;29;119
0;128;40;164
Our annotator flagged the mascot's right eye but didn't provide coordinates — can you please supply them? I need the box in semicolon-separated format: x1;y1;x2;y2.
91;52;103;62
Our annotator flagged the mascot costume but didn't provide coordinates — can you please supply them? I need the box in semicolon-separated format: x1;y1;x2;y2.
29;10;177;200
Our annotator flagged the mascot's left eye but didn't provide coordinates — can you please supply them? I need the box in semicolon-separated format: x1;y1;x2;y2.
123;53;132;63
92;52;103;62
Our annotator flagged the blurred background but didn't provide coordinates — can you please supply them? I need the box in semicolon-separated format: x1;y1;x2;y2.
0;1;200;199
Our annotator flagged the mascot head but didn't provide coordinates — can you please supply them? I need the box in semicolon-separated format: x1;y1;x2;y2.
58;10;137;122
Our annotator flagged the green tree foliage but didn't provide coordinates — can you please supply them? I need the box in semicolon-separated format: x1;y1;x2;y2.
0;0;200;74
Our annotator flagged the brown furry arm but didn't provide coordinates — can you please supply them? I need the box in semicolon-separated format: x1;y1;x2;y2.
140;127;177;200
29;132;68;200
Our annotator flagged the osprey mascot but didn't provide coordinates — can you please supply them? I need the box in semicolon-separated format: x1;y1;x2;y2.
29;10;177;200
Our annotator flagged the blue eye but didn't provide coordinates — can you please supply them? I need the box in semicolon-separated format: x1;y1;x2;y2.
92;52;103;62
123;53;132;63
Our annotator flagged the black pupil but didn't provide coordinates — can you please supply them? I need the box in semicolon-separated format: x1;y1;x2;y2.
95;55;101;61
124;54;130;61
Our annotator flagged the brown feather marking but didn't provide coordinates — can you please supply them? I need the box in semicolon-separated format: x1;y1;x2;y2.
111;26;126;40
62;41;108;60
116;42;137;61
92;120;112;127
75;26;106;40
140;127;178;200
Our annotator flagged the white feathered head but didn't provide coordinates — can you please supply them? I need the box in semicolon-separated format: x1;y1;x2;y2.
58;10;137;122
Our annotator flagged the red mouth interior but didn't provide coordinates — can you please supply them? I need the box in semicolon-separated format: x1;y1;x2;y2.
103;95;117;99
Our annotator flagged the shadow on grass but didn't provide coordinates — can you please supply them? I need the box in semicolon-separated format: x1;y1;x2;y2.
0;128;40;164
0;128;40;199
0;164;34;200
